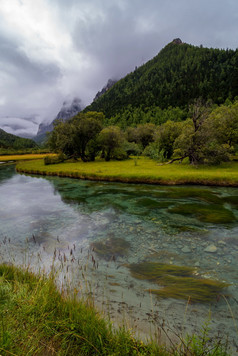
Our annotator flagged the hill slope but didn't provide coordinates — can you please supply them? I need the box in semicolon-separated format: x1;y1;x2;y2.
85;39;238;119
0;128;37;150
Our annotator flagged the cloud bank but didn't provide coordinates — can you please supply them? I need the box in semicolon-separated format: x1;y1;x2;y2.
0;0;237;136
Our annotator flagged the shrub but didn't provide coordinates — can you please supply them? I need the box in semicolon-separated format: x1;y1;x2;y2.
44;153;66;165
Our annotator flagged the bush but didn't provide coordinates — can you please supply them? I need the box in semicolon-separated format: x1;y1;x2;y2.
44;153;66;165
111;147;128;160
123;141;142;156
143;143;166;162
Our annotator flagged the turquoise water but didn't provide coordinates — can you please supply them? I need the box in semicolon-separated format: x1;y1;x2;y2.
0;165;237;351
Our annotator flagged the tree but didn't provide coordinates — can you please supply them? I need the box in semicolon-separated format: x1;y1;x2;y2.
126;123;156;149
48;119;76;157
153;120;183;159
173;100;233;165
205;101;238;149
171;99;212;164
98;126;126;161
48;112;104;161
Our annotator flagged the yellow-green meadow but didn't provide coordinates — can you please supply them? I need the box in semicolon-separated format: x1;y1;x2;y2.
16;156;238;186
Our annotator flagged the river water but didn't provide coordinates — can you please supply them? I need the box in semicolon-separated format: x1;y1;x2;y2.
0;165;237;352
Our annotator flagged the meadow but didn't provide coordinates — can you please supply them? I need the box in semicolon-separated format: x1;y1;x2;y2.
0;153;54;161
16;156;238;186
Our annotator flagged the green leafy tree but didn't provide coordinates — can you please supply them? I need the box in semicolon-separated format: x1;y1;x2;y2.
172;99;212;164
98;126;126;161
205;101;238;149
173;100;233;164
48;112;104;161
48;119;76;157
153;120;183;159
125;123;156;149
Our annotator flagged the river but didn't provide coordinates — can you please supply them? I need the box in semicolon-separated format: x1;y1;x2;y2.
0;164;237;351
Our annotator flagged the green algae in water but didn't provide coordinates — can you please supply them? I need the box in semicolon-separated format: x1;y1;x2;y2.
129;262;194;280
148;277;229;303
136;198;172;209
168;203;236;224
128;262;229;303
170;224;208;234
222;195;238;208
91;236;130;260
155;187;223;204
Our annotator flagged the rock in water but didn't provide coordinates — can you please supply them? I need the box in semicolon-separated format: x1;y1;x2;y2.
204;244;217;253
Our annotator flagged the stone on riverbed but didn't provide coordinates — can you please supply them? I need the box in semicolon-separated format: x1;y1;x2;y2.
204;244;217;253
181;246;191;253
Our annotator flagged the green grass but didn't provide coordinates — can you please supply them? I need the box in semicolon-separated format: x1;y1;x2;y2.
0;264;230;355
16;157;238;186
0;264;163;355
0;153;55;161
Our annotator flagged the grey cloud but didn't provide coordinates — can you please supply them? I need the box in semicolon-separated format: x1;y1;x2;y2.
0;0;238;136
0;117;39;137
0;34;61;85
71;0;238;94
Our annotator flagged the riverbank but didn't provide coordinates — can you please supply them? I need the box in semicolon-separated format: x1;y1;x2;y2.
0;263;230;355
0;153;54;162
16;157;238;186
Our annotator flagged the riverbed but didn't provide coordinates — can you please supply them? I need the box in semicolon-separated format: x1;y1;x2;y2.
0;165;237;352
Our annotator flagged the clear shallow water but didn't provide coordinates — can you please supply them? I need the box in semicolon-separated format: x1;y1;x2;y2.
0;165;238;351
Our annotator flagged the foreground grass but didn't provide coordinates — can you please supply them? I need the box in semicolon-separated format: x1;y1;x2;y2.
0;153;55;162
0;264;162;355
0;264;230;355
16;157;238;186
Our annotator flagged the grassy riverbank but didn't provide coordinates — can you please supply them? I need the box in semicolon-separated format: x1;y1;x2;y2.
0;264;230;355
0;153;54;162
16;157;238;186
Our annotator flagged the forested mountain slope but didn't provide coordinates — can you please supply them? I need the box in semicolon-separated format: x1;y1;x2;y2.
0;128;37;149
85;39;238;120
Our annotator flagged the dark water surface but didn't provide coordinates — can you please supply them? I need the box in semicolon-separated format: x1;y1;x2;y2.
0;165;237;350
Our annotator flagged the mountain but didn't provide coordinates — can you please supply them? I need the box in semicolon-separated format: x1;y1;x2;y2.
35;98;82;143
84;39;238;121
93;79;118;102
0;128;37;150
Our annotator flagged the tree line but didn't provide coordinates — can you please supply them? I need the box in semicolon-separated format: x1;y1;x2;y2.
85;41;238;119
0;128;37;150
48;100;238;165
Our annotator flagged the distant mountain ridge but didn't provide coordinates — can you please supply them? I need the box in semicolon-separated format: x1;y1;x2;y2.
0;128;37;149
93;79;118;102
84;39;238;119
35;98;82;143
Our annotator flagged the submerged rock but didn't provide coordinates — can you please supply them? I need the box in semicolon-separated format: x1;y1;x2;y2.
204;245;217;253
181;246;191;253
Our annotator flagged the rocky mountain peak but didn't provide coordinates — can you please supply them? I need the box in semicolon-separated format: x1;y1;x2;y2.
93;79;117;102
35;97;82;142
172;38;183;45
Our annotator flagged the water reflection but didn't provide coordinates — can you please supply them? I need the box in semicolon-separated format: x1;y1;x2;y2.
0;165;237;351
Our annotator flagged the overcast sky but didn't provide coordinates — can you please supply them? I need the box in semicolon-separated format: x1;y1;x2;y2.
0;0;238;137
